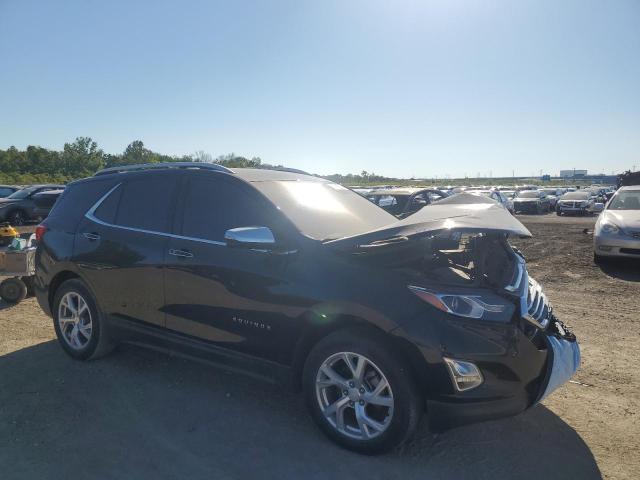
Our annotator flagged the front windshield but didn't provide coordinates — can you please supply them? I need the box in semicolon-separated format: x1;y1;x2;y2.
562;192;589;200
518;191;540;198
253;180;396;240
7;188;34;199
608;191;640;210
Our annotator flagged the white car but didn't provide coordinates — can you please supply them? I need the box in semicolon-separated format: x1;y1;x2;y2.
594;186;640;261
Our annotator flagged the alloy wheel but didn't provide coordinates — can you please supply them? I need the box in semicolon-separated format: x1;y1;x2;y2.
10;211;24;226
315;352;394;440
58;292;93;350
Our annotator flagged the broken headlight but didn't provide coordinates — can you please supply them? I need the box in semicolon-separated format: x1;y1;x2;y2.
408;285;512;321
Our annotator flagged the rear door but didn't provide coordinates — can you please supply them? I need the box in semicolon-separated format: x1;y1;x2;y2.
163;172;297;362
73;172;180;327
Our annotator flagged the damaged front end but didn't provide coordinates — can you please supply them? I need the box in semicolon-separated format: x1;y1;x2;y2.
325;193;580;425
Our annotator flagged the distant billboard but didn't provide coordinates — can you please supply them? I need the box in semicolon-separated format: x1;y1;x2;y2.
560;169;588;178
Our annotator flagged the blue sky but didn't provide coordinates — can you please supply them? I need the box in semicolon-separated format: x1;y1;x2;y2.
1;0;638;178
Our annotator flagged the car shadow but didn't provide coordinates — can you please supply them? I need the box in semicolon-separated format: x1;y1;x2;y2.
598;258;640;282
0;341;602;480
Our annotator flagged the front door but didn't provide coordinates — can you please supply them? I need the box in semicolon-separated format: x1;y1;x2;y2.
163;172;298;363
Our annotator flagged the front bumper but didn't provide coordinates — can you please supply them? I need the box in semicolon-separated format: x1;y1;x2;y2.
424;321;579;430
594;233;640;258
514;202;540;212
557;203;589;214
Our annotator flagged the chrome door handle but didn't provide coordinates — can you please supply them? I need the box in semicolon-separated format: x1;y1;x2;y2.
83;232;101;241
168;249;194;258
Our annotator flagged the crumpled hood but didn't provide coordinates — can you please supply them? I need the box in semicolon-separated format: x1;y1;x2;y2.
601;210;640;230
325;192;531;250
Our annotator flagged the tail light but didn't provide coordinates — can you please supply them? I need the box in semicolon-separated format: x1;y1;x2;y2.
35;225;47;242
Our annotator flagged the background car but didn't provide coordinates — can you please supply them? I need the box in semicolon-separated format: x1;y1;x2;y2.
556;191;596;216
365;187;449;218
0;184;65;225
594;186;640;262
540;188;564;209
473;190;514;213
0;185;20;198
31;189;65;221
512;190;551;214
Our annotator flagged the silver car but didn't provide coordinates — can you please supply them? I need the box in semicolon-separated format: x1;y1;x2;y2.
594;186;640;261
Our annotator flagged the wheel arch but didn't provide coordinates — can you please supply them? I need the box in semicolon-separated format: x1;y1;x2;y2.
290;314;427;399
48;270;81;311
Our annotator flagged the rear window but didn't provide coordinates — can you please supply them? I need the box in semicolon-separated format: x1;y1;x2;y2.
46;180;118;231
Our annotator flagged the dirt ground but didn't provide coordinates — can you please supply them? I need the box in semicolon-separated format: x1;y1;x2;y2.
0;214;638;480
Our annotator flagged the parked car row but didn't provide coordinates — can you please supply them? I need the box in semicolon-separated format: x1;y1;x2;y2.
0;184;65;225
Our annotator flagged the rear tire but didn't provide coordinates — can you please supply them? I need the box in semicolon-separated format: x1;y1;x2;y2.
52;279;113;360
0;278;27;303
303;328;422;454
8;210;27;226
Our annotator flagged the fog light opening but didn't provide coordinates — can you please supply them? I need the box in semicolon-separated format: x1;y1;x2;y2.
443;357;483;392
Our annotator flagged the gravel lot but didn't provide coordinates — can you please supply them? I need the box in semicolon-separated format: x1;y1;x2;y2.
1;214;638;480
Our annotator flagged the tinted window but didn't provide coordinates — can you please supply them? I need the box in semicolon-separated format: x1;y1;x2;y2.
0;188;14;196
114;176;177;233
47;179;115;231
94;186;122;224
181;176;277;241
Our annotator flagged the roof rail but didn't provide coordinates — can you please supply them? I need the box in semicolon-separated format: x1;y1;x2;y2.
94;162;233;177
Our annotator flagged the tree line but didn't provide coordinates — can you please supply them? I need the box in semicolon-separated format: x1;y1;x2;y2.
0;137;288;185
0;137;401;186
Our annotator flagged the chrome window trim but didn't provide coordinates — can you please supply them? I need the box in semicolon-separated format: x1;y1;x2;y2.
84;182;227;247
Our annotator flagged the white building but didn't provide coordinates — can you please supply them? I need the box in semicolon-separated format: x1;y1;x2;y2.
559;169;588;178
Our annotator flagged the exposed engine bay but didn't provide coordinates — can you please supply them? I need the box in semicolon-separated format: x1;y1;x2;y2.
353;231;519;290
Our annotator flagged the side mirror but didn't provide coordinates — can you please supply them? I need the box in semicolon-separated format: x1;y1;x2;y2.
224;226;276;249
593;203;604;213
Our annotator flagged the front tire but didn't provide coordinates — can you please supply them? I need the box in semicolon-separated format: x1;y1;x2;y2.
303;328;422;454
52;279;112;360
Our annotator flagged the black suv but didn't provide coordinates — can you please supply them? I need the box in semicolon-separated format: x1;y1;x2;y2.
35;163;580;453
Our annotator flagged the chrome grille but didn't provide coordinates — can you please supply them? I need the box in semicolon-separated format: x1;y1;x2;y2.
506;256;550;329
525;278;550;329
